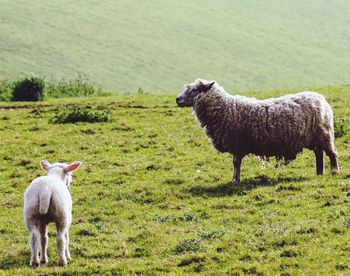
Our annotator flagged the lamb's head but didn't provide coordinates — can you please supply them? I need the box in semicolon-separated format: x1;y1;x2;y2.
40;160;82;189
176;79;215;107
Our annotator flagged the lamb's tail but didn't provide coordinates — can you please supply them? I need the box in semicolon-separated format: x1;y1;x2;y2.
38;189;52;215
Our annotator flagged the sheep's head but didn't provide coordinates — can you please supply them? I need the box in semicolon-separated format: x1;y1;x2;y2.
176;79;215;107
40;160;82;189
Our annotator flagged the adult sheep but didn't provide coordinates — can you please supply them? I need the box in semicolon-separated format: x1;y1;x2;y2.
176;79;339;183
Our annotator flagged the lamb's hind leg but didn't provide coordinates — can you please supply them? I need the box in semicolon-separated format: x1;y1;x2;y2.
39;222;48;264
29;226;40;267
56;223;68;266
231;154;244;184
314;148;324;175
65;229;71;262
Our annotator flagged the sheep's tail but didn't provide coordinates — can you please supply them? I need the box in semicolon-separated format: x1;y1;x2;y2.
38;189;52;215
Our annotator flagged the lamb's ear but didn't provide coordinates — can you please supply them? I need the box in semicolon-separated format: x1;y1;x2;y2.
40;160;52;171
64;161;82;173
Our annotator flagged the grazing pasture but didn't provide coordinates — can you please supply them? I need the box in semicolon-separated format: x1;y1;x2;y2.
0;85;350;274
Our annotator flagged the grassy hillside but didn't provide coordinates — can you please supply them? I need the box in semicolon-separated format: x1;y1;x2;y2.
0;85;350;274
0;0;350;93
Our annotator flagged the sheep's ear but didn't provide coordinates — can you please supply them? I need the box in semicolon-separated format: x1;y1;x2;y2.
40;160;52;171
199;81;215;92
64;161;82;173
206;81;215;90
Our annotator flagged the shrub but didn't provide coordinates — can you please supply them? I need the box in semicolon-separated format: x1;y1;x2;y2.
11;76;45;101
45;74;102;98
50;107;111;124
334;115;348;138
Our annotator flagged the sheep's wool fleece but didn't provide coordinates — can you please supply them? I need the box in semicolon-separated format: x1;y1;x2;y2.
193;83;334;161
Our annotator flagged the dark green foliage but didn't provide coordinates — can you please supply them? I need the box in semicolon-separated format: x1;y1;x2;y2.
50;107;111;124
45;74;103;98
334;115;348;138
11;76;45;101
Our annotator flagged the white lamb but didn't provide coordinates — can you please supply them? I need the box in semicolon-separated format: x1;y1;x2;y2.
24;160;82;267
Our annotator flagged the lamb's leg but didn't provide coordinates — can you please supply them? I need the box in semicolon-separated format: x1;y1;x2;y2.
314;148;324;175
29;227;40;267
39;222;48;264
65;229;71;261
56;223;67;266
231;154;244;184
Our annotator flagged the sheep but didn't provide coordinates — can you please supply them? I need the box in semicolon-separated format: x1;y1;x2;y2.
176;79;339;183
24;160;82;267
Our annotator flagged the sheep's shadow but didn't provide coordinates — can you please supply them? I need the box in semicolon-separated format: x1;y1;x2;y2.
188;175;309;197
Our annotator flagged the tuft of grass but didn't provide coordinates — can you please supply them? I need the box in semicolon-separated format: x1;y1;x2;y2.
198;230;225;240
173;239;203;255
49;107;111;124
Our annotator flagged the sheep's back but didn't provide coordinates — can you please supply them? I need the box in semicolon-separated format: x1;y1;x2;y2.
194;90;332;159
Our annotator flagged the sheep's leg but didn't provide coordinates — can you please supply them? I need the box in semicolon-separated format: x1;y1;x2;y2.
314;148;324;175
326;150;339;172
56;223;68;266
39;222;48;264
29;227;40;267
231;154;243;184
325;144;339;172
65;229;71;261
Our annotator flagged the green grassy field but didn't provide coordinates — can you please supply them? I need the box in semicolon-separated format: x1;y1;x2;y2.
0;85;349;274
0;0;350;93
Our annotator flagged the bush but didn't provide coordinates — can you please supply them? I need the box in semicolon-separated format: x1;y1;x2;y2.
50;107;111;124
45;74;102;98
11;76;45;101
334;115;348;138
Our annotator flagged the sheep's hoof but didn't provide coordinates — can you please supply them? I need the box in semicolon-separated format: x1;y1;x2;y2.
231;178;240;184
40;258;48;264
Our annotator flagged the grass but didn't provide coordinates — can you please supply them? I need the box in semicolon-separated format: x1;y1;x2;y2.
0;85;350;274
0;1;350;93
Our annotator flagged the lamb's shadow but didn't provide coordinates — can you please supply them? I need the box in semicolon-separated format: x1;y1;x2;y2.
188;175;309;197
0;249;61;270
0;250;30;270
